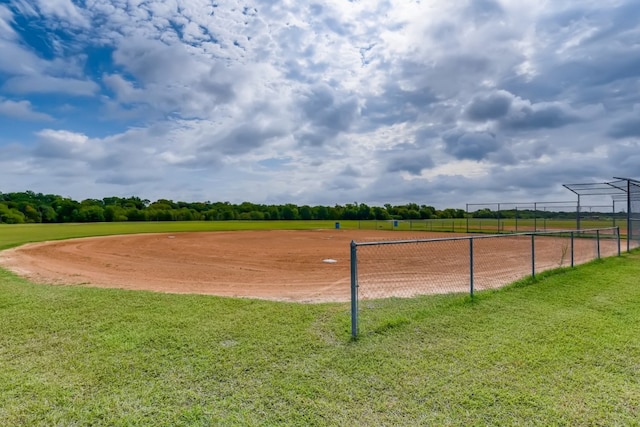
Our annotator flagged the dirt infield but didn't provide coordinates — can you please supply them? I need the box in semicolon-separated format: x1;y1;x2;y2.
0;229;617;302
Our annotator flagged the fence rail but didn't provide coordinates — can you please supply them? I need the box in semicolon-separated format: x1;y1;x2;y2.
350;227;621;337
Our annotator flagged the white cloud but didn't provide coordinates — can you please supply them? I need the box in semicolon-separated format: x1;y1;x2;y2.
0;0;639;207
0;99;52;121
3;75;99;96
0;5;17;39
34;0;89;28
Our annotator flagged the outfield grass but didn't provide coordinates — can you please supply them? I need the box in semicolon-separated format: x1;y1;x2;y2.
0;221;360;250
0;219;623;251
1;224;639;425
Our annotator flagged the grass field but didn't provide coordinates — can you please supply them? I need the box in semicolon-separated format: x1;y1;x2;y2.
1;222;639;425
0;221;364;250
0;219;624;250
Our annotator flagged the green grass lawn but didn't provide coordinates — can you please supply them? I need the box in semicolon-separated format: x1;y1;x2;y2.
0;221;361;250
1;223;639;425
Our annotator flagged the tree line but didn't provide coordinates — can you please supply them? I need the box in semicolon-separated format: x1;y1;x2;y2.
0;191;467;224
0;191;611;224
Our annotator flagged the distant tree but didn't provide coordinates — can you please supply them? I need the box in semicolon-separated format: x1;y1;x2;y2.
149;199;177;210
267;207;280;220
299;205;313;220
282;205;299;220
372;206;390;220
39;205;57;223
420;205;436;219
126;208;148;221
357;203;373;220
406;209;421;219
0;203;25;224
22;204;41;223
314;205;329;220
77;205;105;222
249;210;265;220
222;210;235;220
104;205;128;222
52;197;80;222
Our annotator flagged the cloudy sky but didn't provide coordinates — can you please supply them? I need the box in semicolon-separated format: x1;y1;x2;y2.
1;0;639;208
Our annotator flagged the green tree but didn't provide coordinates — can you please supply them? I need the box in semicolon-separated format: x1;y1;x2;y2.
372;206;390;220
39;205;57;223
52;197;80;222
104;205;128;222
282;205;299;220
299;205;313;220
77;205;105;222
22;204;41;223
314;205;329;220
357;203;372;220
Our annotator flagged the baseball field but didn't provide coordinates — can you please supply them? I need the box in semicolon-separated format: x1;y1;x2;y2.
0;221;639;425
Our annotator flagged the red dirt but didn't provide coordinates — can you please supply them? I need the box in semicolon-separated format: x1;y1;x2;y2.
0;229;618;302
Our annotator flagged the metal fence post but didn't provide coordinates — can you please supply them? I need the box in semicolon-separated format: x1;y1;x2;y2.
350;240;358;338
531;234;535;278
469;238;474;298
466;204;469;233
617;226;621;256
596;229;601;259
570;231;574;267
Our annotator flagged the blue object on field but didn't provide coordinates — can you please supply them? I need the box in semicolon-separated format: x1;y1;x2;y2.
393;220;398;227
335;222;340;229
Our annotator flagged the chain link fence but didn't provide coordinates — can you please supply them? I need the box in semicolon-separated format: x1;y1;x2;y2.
350;227;620;337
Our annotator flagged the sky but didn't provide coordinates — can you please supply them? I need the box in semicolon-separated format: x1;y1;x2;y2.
0;0;639;209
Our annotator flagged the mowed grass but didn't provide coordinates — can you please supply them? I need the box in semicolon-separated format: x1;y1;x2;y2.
1;223;639;425
0;221;358;250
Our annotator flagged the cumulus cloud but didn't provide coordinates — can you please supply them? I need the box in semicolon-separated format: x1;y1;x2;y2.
0;0;639;206
386;153;434;176
3;75;99;96
465;90;582;130
0;99;52;121
607;107;640;139
442;130;502;161
33;129;91;159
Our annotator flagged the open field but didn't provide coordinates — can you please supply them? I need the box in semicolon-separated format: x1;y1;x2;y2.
0;221;359;251
1;222;639;424
0;218;626;251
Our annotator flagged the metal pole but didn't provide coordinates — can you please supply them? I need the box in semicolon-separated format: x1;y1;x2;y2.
570;231;574;267
596;229;601;259
469;238;474;298
531;234;535;278
497;203;501;233
627;179;632;253
577;195;581;231
515;207;518;233
617;226;621;256
534;202;537;232
466;204;469;233
350;240;358;338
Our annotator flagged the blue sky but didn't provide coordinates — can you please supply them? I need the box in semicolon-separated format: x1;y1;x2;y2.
1;0;639;208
